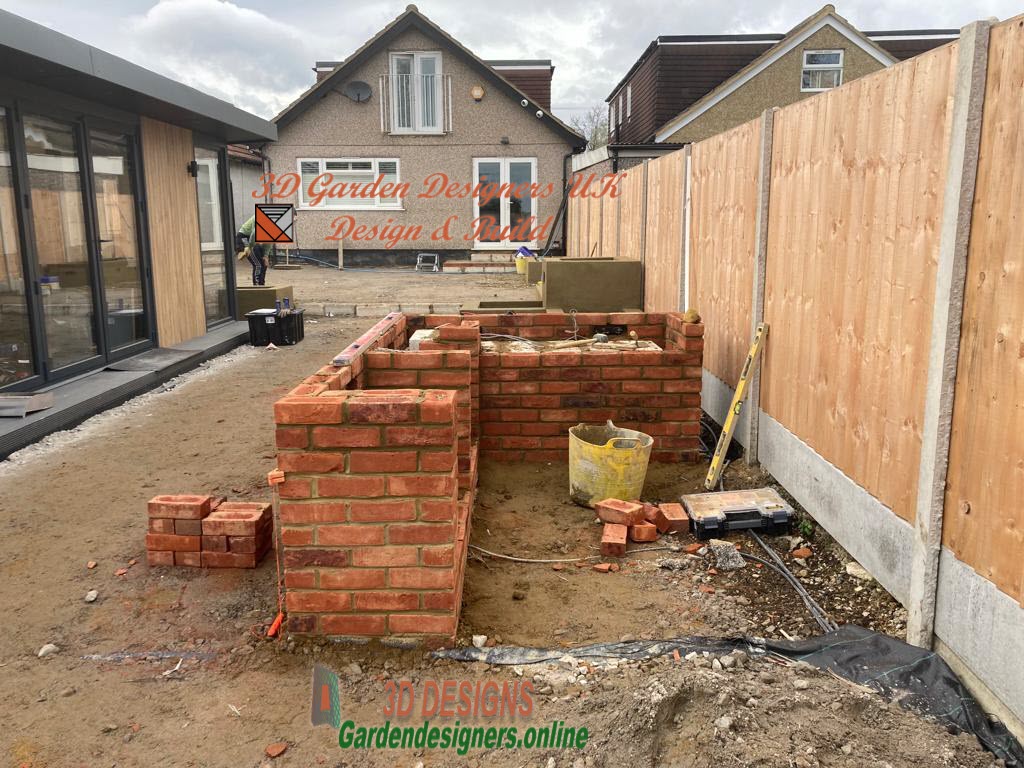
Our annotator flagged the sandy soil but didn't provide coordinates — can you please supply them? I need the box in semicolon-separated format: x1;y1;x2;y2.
239;261;538;308
0;283;1000;767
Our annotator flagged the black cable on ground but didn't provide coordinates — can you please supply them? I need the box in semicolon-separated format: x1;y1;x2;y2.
747;530;838;633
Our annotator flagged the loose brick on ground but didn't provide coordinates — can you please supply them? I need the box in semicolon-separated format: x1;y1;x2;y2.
595;498;645;526
655;502;689;534
600;523;628;557
629;521;659;542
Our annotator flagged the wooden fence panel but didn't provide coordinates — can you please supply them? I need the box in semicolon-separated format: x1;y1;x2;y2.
943;19;1024;603
760;44;957;524
600;189;619;258
643;150;686;311
617;165;645;261
688;117;761;386
585;193;602;258
566;183;580;257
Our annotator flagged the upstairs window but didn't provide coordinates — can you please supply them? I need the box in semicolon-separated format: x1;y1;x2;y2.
297;158;401;209
389;52;442;133
626;84;632;119
801;49;844;92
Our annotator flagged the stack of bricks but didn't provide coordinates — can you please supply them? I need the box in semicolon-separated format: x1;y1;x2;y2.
146;495;272;568
274;388;468;646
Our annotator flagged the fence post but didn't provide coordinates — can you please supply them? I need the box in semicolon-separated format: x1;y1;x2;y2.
679;145;692;311
907;20;991;648
743;108;776;466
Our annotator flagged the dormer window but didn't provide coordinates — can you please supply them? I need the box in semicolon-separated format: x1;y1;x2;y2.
801;49;844;92
389;52;443;133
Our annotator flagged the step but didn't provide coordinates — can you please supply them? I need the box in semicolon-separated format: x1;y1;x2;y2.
443;261;518;274
469;251;517;263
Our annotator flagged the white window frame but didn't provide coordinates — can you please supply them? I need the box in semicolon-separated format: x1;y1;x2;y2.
389;51;443;134
295;158;403;211
471;157;539;249
800;49;844;92
195;156;222;251
626;84;632;119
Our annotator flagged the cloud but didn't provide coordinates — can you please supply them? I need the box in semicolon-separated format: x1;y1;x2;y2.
122;0;327;117
2;0;1017;123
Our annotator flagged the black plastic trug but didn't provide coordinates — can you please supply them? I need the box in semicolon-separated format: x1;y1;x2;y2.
246;309;305;346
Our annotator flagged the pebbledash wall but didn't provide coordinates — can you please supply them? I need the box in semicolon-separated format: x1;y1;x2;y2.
273;311;703;646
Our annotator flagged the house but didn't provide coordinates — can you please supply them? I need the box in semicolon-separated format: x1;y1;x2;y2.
0;9;275;445
270;6;585;265
585;4;957;171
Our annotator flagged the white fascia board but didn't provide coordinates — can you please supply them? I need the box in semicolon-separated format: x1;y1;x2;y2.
654;15;897;142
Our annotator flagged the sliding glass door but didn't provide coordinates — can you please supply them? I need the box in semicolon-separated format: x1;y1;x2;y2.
22;114;100;372
91;130;149;350
0;101;154;391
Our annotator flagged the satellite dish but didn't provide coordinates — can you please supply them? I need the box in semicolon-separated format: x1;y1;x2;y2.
342;81;372;103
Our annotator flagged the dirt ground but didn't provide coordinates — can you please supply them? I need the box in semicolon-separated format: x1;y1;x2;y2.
240;261;537;308
0;277;1001;767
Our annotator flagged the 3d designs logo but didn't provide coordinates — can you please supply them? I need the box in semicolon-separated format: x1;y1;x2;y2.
254;203;294;244
310;664;341;729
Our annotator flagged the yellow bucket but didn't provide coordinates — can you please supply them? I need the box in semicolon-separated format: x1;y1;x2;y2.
568;420;653;508
515;255;528;274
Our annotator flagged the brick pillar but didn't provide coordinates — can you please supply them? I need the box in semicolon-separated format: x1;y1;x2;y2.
274;388;465;646
420;318;481;491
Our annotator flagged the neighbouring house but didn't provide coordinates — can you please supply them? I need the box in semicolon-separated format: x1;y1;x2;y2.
269;5;585;266
579;4;957;173
0;9;275;441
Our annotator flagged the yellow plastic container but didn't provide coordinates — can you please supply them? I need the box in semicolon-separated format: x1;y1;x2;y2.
568;420;653;508
515;255;528;274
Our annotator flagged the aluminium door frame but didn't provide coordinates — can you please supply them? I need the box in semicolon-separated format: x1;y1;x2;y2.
81;114;157;364
193;136;237;328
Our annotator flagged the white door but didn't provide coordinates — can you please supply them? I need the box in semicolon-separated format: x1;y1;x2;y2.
472;158;538;249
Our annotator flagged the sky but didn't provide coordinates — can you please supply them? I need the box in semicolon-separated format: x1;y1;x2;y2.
0;0;1017;123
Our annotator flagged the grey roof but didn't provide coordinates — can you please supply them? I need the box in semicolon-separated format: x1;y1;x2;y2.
0;9;276;144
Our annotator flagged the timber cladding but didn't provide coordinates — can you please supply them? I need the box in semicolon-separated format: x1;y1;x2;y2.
759;42;958;525
688;117;760;387
942;17;1024;603
139;117;206;347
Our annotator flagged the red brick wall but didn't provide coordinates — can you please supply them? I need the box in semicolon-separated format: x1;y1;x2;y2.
274;309;702;644
410;312;703;463
274;388;469;645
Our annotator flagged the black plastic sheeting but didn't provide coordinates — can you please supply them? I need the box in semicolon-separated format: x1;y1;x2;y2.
434;624;1022;766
